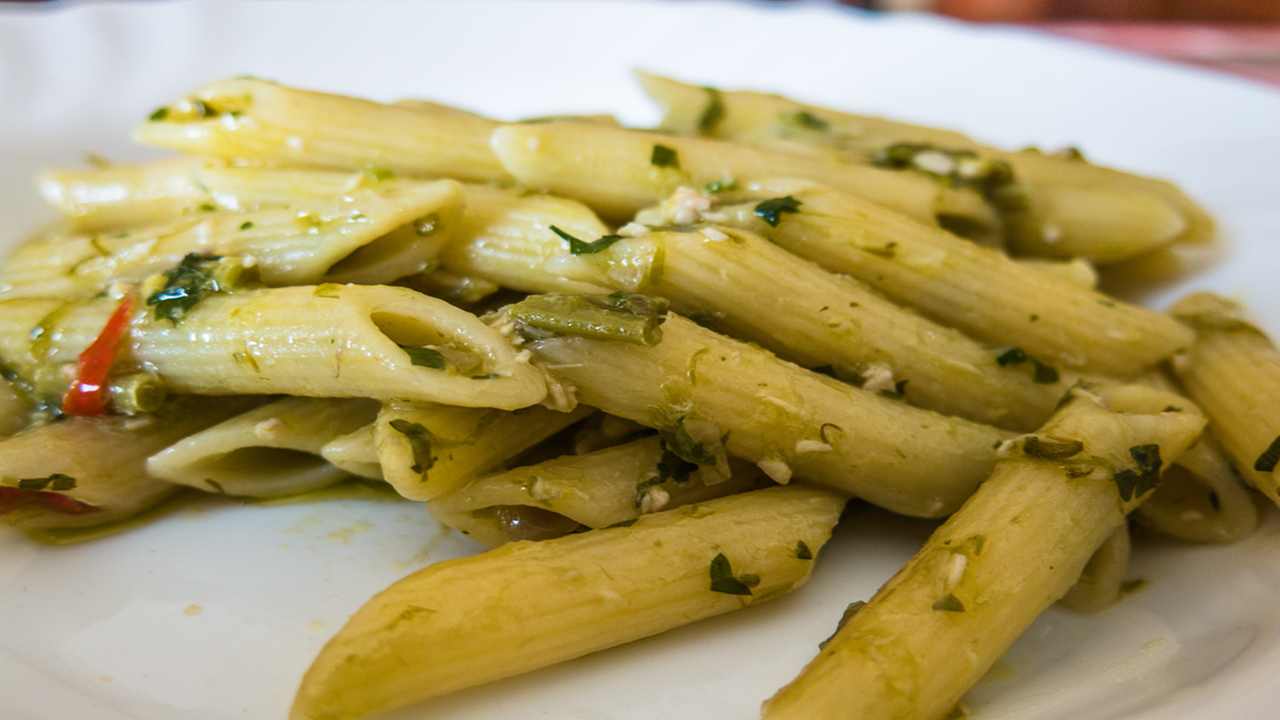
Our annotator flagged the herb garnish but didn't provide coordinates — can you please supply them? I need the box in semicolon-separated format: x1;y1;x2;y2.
401;346;446;370
507;293;670;346
148;107;170;122
871;142;1020;211
16;473;77;492
1254;436;1280;473
657;444;698;483
1114;443;1163;502
239;221;254;231
932;593;966;612
795;540;813;560
698;87;724;135
363;166;395;182
787;111;829;131
662;417;716;466
650;144;680;168
819;601;865;649
709;552;755;596
389;419;434;474
754;196;802;227
146;253;227;323
995;347;1059;384
550;225;623;255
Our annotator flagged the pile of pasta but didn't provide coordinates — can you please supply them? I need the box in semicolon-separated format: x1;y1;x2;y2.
2;72;1277;720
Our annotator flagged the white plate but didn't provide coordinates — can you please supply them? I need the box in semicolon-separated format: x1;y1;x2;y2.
2;1;1279;718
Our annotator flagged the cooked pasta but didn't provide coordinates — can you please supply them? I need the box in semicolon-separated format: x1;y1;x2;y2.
0;72;1267;720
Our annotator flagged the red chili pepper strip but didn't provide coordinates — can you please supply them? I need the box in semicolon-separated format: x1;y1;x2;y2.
62;295;135;417
0;487;97;516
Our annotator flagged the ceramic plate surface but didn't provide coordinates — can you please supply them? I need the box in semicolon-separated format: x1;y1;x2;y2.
1;1;1279;718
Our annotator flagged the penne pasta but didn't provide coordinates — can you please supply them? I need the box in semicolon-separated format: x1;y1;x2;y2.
0;285;545;410
1171;292;1280;506
430;436;767;546
508;295;1012;517
319;423;383;481
2;179;462;298
0;378;31;437
1015;257;1099;289
147;397;379;498
489;121;1001;240
292;485;846;719
1059;524;1131;613
637;71;1206;261
762;383;1205;720
0;397;254;530
133;78;508;183
693;179;1193;376
375;401;593;501
38;156;209;232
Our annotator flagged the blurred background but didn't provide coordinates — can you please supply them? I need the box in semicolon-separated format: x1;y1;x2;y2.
3;0;1277;87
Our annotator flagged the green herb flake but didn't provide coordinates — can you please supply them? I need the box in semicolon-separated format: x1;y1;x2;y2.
313;284;342;299
1254;436;1280;473
1022;435;1084;460
996;347;1029;366
239;221;254;231
932;593;966;612
698;87;724;135
754;196;802;227
402;346;446;370
389;419;434;475
363;166;395;182
1163;405;1182;413
819;600;866;649
148;107;170;122
787;110;829;131
795;540;813;560
662;417;716;466
550;225;623;255
1032;359;1060;384
1114;443;1163;502
197;202;217;212
996;346;1058;384
16;473;77;492
709;552;753;596
657;445;698;484
146;253;226;323
650;144;680;169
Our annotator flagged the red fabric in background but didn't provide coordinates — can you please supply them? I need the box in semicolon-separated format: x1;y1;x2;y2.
1040;22;1280;87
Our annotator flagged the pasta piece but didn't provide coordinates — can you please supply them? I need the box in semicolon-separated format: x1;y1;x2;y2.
489;122;1000;240
0;285;545;410
697;179;1193;376
638;71;1205;261
762;383;1205;720
2;180;462;297
1015;257;1098;289
375;401;593;501
630;226;1065;430
147;397;379;498
292;485;845;719
509;295;1011;517
0;397;253;530
570;413;648;455
1135;370;1259;543
430;436;767;546
1171;292;1280;506
0;378;31;437
133;78;508;183
319;423;383;481
1059;524;1131;613
400;269;501;308
38;156;208;232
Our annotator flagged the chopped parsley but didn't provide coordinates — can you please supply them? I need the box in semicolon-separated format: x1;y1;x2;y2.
146;253;227;323
239;221;254;231
1021;435;1084;460
650;144;680;169
16;473;77;492
709;552;754;596
1254;436;1280;473
795;540;813;560
786;110;829;131
698;87;724;135
1114;443;1163;502
662;417;716;466
148;107;170;122
932;593;966;612
819;600;866;649
389;419;434;474
657;445;698;483
871;142;1020;211
995;347;1059;384
401;346;446;369
363;166;395;182
754;196;802;227
550;225;623;255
